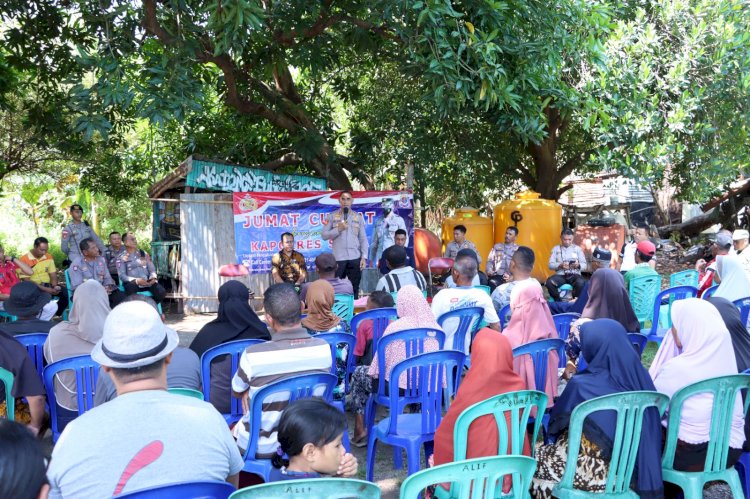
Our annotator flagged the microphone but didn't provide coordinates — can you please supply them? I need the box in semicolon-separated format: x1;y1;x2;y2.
343;207;349;221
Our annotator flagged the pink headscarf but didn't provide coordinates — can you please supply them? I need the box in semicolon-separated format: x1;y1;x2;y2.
502;281;559;406
368;285;441;388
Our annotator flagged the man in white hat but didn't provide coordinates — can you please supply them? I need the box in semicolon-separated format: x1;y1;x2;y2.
733;229;750;278
47;301;243;498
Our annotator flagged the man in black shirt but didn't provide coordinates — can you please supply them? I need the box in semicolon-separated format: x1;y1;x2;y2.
0;281;55;336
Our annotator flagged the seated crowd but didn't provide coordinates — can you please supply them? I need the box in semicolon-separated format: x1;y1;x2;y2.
5;220;750;499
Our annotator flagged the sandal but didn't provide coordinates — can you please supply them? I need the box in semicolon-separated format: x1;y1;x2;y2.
350;435;368;448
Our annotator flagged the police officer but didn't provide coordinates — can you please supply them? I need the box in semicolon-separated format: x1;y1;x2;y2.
370;198;407;275
61;204;105;266
104;231;126;283
321;190;369;297
68;238;125;307
116;232;166;305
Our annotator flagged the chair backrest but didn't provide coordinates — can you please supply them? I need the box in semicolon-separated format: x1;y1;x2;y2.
670;269;699;288
332;294;354;323
552;313;580;367
662;374;750;473
0;367;14;420
15;333;48;378
474;285;491;296
436;306;484;354
167;387;205;400
116;480;236;498
644;285;698;336
400;455;537;499
245;373;337;460
316;332;357;392
228;478;381;498
627;333;648;356
43;354;100;440
511;338;565;393
385;350;465;437
427;257;454;273
703;284;719;300
349;307;398;356
499;304;511;330
200;339;267;422
559;391;669;495
390;289;429;303
734;296;750;330
374;328;446;399
628;274;661;324
453;390;548;460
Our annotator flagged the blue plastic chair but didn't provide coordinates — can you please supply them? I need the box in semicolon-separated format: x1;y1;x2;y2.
200;339;267;424
628;274;661;327
116;480;236;498
703;284;720;299
499;303;512;330
627;332;648;357
15;333;48;378
552;313;580;368
734;296;750;329
349;307;398;358
366;350;466;480
229;478;381;498
242;373;337;481
670;269;699;288
332;294;354;323
43;354;100;441
316;332;356;394
641;286;698;343
436;306;483;360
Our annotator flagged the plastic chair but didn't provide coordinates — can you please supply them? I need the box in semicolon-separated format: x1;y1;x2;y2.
427;257;454;297
349;307;398;357
474;284;491;296
628;274;661;327
366;350;466;480
498;303;512;330
641;286;698;343
63;269;73;320
117;480;236;498
200;339;267;424
168;387;205;400
391;289;429;303
552;313;580;368
242;373;337;481
229;478;381;498
670;269;699;288
117;281;164;315
316;332;356;394
15;333;48;378
627;333;648;357
703;284;719;299
332;294;354;323
0;310;16;322
734;297;750;329
43;354;100;441
401;455;537;499
553;391;669;498
0;367;14;420
436;306;483;360
661;374;750;498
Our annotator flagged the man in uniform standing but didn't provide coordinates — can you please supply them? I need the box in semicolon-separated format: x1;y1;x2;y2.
68;238;125;307
61;204;105;266
321;190;369;298
104;231;126;284
116;233;166;307
370;198;407;275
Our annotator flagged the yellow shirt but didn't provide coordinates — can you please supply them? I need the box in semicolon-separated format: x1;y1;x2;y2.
19;251;56;284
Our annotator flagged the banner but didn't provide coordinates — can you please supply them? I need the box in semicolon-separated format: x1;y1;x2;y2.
233;191;414;274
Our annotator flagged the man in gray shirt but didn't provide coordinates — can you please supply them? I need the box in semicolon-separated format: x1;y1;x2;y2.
61;204;105;265
299;252;353;304
545;228;588;301
321;190;369;297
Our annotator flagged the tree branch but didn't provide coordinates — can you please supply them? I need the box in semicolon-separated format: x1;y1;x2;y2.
256;152;303;171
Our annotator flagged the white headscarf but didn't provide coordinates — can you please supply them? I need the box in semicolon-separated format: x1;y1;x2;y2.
714;255;750;303
650;298;745;447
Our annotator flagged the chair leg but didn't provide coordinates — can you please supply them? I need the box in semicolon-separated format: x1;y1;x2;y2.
393;447;403;470
366;433;378;481
406;441;421;477
726;470;745;499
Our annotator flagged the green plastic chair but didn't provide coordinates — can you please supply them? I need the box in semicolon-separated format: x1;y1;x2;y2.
390;289;429;303
0;367;14;421
167;387;205;400
332;294;354;323
553;391;669;498
661;374;750;498
474;285;491;296
229;478;381;498
669;269;699;288
628;275;661;327
400;455;537;499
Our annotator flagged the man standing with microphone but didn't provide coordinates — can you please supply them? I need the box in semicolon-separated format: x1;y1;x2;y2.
322;190;369;297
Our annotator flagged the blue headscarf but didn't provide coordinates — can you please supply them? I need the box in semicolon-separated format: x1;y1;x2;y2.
548;319;663;498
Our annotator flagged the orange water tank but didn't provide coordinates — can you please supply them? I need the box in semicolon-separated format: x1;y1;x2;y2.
413;228;442;275
441;208;494;264
493;191;562;282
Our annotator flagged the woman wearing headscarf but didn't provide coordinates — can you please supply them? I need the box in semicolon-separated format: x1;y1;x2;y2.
189;280;271;413
44;280;110;417
502;281;558;406
349;285;441;446
532;319;664;498
713;254;750;303
563;268;640;376
301;280;350;335
650;298;745;471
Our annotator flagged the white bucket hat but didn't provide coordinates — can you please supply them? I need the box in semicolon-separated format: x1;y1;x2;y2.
92;301;179;368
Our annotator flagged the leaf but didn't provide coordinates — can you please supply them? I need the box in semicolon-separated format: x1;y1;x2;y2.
465;21;475;34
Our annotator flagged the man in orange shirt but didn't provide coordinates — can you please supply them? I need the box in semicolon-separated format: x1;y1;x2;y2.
19;237;68;317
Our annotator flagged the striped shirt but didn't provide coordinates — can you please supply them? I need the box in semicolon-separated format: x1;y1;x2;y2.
375;266;427;293
230;327;331;456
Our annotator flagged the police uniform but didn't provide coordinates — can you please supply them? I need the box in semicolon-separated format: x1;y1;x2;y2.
117;250;166;304
61;221;106;264
68;256;125;307
321;208;369;297
104;245;126;282
369;212;407;272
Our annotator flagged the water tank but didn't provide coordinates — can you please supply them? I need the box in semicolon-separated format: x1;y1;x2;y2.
441;208;494;265
493;191;562;282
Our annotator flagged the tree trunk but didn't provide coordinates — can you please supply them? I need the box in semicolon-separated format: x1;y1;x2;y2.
656;209;721;238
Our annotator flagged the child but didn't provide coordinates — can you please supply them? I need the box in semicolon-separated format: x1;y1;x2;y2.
269;398;358;481
353;291;394;366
